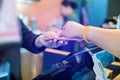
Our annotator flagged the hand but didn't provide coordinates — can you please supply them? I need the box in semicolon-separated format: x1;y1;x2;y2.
60;21;84;39
35;31;67;48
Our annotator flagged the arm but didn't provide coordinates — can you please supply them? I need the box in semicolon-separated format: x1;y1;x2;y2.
87;27;120;58
19;19;46;53
61;21;120;58
20;19;66;53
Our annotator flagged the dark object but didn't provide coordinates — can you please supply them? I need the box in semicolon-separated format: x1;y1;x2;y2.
103;17;117;25
62;0;78;9
33;47;100;80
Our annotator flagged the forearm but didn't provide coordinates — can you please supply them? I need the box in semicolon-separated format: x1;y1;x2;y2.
61;21;120;58
20;18;46;53
87;27;120;58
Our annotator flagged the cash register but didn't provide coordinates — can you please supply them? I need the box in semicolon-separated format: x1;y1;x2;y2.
33;46;101;80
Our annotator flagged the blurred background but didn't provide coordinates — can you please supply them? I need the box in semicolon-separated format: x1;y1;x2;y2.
0;0;120;80
16;0;120;30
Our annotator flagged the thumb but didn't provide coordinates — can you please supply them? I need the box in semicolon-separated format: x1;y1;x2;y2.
59;31;64;37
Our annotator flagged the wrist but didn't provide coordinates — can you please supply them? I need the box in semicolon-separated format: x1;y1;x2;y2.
78;26;84;38
35;35;43;47
75;24;84;38
82;26;93;43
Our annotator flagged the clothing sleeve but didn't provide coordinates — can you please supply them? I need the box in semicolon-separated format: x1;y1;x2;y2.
19;19;46;53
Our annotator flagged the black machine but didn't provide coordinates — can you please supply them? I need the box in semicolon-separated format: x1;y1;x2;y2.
33;47;102;80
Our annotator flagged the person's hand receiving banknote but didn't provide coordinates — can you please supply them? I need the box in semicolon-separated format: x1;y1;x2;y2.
35;21;84;49
35;31;68;48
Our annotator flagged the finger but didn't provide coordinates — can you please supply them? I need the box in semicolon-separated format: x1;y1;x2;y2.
58;41;68;46
58;41;64;45
62;23;67;30
49;39;59;48
52;39;57;47
62;26;66;30
63;41;68;45
53;39;57;42
46;40;53;48
59;31;65;37
43;32;59;40
56;41;64;47
49;40;53;43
